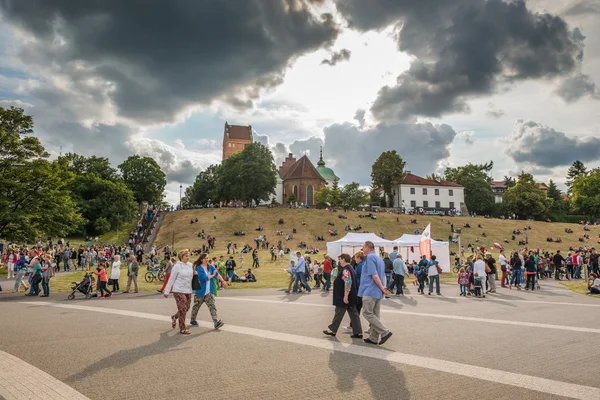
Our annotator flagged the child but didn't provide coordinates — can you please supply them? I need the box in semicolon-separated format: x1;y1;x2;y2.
473;273;482;298
239;253;244;268
457;267;469;296
92;262;112;299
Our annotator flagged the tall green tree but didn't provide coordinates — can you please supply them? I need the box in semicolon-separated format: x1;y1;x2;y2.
315;186;343;208
546;179;568;214
183;164;222;206
218;142;276;203
503;175;516;188
445;162;495;214
566;160;587;193
426;173;442;181
0;106;84;242
502;173;550;218
371;150;406;207
60;153;118;181
341;182;369;208
119;155;166;204
571;168;600;217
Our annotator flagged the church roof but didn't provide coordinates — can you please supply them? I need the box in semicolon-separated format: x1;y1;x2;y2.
281;155;326;182
225;122;252;141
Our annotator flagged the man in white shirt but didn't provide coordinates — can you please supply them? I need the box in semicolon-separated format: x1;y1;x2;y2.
473;255;487;297
499;250;508;288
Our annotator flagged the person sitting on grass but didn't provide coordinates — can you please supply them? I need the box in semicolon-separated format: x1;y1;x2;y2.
588;273;600;295
240;269;257;283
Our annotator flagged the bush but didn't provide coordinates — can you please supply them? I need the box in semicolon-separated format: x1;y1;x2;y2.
545;213;590;223
94;217;111;235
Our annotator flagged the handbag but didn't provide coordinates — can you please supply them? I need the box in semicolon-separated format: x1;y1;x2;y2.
191;274;202;291
485;264;491;274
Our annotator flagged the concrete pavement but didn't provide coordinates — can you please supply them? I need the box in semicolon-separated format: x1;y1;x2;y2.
0;281;598;399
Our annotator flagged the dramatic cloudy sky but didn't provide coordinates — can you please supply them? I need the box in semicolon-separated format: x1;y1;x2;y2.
1;0;600;204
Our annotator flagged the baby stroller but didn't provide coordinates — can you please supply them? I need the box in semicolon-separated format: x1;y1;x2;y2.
67;272;96;300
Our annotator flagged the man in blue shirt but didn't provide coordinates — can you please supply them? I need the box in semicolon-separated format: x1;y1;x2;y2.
389;246;398;261
391;255;408;296
293;252;311;293
358;241;392;345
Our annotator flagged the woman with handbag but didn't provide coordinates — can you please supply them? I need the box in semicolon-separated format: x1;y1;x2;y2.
164;249;195;335
189;253;225;329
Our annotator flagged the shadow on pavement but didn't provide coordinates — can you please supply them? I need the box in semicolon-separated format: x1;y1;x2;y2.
64;329;210;384
328;343;409;398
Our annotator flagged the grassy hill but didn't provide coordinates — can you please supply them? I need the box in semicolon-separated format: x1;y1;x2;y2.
156;208;598;256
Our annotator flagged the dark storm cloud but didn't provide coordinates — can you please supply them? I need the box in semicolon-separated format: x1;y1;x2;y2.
321;48;351;66
0;0;339;124
555;73;598;102
335;0;588;121
505;120;600;168
166;160;202;184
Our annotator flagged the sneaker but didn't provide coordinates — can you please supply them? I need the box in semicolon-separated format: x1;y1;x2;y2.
342;326;352;333
190;320;199;327
379;331;393;345
108;293;113;298
214;320;224;329
98;296;105;299
364;329;371;334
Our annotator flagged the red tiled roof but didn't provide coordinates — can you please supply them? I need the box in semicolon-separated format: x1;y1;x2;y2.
401;173;462;187
225;123;252;140
281;155;325;182
492;181;506;188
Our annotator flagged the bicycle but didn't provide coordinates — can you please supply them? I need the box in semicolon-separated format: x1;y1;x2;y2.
145;266;166;283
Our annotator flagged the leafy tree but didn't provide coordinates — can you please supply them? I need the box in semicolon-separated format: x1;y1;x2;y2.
184;164;222;206
502;173;550;218
546;179;568;214
119;155;166;204
0;106;84;242
426;173;442;181
315;186;342;208
566;160;587;192
371;150;406;207
59;153;118;181
218;142;276;203
503;175;516;188
571;168;600;217
341;182;369;208
68;171;138;235
444;162;494;214
287;193;297;203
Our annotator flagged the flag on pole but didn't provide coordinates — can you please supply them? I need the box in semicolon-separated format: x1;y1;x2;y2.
419;223;432;259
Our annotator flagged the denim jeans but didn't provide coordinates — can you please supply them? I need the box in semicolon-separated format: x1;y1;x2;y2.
428;275;440;294
42;278;50;296
392;274;405;295
510;271;520;286
459;284;467;295
323;273;331;290
574;266;581;279
385;272;393;289
293;272;311;293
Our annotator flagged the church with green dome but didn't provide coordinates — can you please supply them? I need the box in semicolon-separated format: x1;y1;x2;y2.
315;147;338;186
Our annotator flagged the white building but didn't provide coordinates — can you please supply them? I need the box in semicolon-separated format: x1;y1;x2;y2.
390;173;465;215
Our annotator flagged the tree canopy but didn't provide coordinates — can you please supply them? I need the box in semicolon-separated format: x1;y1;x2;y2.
341;182;369;208
566;160;587;193
371;150;405;207
502;173;550;218
0;106;84;242
119;155;166;205
183;164;222;207
571;168;600;217
444;162;494;214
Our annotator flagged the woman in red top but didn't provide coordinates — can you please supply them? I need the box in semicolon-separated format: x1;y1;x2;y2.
322;255;332;291
93;262;112;299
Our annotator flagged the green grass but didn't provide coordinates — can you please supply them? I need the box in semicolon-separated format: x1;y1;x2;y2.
560;280;600;298
65;220;138;247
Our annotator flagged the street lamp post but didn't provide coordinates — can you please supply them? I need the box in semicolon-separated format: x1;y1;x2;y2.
179;184;183;210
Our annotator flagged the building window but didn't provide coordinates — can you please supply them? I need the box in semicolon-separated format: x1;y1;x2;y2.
410;200;416;208
435;201;441;208
410;187;415;195
449;202;455;209
422;188;427;195
449;189;453;196
307;185;314;207
435;189;439;195
423;201;429;208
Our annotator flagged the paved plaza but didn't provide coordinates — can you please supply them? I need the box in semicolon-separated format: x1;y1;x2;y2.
1;281;599;400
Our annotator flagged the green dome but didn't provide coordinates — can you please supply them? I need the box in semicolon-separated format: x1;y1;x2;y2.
276;172;283;183
316;147;338;182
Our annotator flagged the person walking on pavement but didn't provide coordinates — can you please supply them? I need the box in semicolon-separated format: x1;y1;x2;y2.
158;254;173;293
383;253;393;290
123;253;139;293
323;253;363;339
13;252;29;293
553;250;565;281
164;249;194;335
293;252;311;293
499;250;508;288
427;255;442;296
189;253;225;329
390;255;408;296
110;255;121;293
359;241;392;346
473;255;487;298
485;252;497;293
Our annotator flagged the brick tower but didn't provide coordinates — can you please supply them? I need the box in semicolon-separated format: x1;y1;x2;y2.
222;122;253;160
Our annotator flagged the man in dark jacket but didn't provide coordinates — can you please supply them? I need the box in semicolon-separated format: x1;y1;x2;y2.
322;253;363;339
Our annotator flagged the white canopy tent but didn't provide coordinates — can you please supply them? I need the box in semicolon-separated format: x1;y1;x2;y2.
326;232;396;259
393;234;451;272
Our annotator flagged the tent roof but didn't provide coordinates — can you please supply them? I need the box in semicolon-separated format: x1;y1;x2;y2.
394;234;448;246
329;232;395;246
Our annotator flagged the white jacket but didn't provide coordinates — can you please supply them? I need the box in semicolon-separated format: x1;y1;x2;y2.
110;261;121;280
473;260;487;277
164;261;193;295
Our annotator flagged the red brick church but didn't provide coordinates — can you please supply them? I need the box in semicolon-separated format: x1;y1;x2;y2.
222;122;337;206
